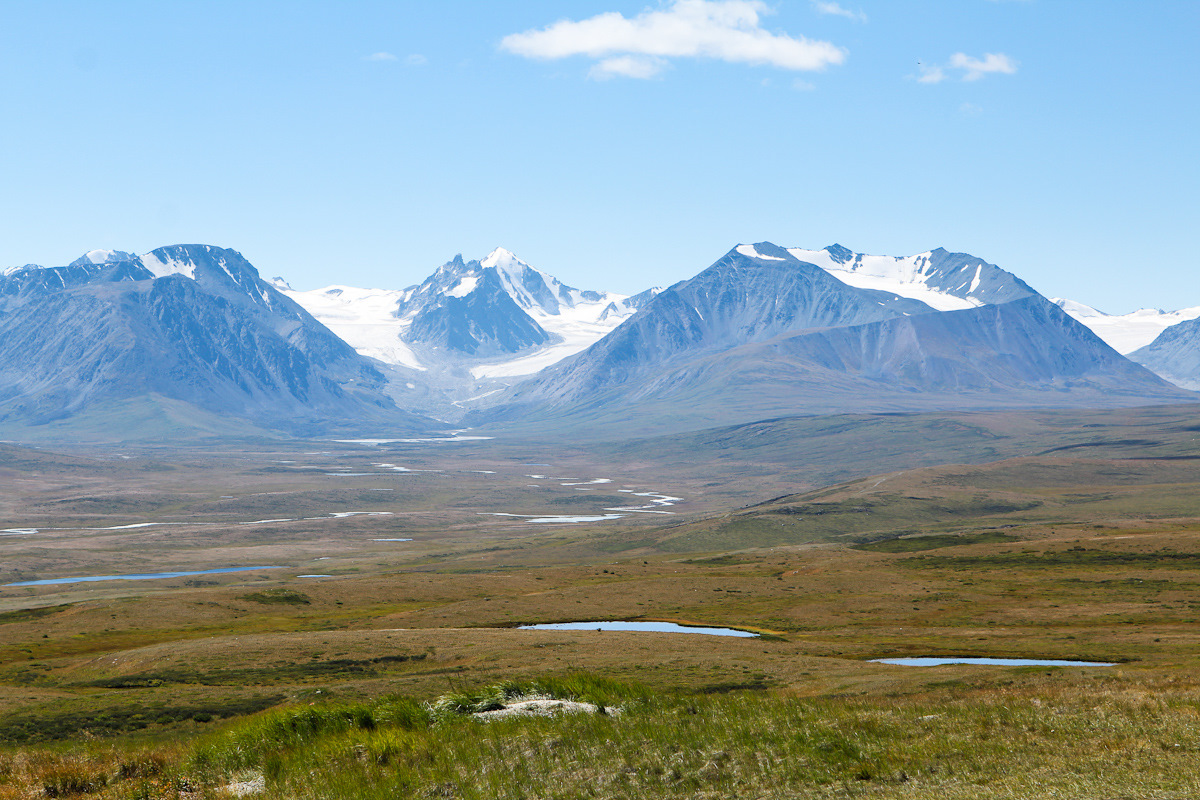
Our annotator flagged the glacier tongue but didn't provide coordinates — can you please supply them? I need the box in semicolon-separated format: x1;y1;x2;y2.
280;284;424;370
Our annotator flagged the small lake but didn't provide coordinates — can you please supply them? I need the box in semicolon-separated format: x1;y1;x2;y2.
871;657;1116;667
518;621;759;638
5;566;286;587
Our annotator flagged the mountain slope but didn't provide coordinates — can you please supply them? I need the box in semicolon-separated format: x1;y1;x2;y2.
0;245;433;437
492;242;936;407
477;244;1193;436
405;267;551;356
1129;317;1200;390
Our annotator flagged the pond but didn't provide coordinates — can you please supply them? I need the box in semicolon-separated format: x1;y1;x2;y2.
518;621;759;638
5;566;286;587
870;657;1116;667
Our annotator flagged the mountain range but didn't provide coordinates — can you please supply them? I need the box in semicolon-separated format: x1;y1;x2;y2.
0;240;1195;440
475;243;1190;435
0;245;430;438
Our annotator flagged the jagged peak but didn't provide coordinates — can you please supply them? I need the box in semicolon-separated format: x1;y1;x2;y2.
435;253;481;277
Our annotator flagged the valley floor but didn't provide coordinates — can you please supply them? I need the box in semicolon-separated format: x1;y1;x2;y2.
2;405;1200;798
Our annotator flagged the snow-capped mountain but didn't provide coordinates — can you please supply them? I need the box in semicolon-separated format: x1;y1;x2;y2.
3;238;1193;440
0;245;431;436
68;249;138;267
478;242;1192;435
282;247;656;378
1051;298;1200;354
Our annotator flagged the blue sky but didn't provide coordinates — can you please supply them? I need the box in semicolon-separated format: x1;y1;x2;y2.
1;1;1195;313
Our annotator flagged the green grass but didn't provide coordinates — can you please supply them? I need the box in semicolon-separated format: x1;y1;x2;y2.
237;589;312;606
854;532;1018;553
906;547;1200;570
16;674;1191;799
0;604;73;625
79;653;427;689
0;695;284;744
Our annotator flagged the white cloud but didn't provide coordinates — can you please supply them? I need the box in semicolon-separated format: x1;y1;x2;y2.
812;1;867;23
949;52;1018;81
590;55;668;79
365;52;398;62
916;52;1017;83
405;54;428;66
916;63;945;84
501;0;846;79
792;78;816;90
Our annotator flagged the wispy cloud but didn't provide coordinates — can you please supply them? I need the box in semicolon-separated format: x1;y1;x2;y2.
364;52;398;62
812;1;867;23
405;54;428;66
950;52;1018;81
590;55;668;79
501;0;846;80
916;63;945;84
917;52;1018;83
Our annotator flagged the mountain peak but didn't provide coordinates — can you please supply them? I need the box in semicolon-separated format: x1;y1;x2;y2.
68;249;136;268
823;244;854;264
733;243;787;261
481;247;525;273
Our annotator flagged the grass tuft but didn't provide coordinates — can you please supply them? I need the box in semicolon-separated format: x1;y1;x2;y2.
237;588;312;605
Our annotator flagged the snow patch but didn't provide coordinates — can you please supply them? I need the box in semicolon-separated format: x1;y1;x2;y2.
788;246;978;312
139;251;196;280
736;244;784;261
447;275;479;297
84;249;116;264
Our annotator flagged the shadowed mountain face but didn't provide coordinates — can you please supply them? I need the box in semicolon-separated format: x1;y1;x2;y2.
1130;317;1200;390
404;266;551;356
0;245;432;436
396;249;623;357
494;243;937;404
477;244;1195;436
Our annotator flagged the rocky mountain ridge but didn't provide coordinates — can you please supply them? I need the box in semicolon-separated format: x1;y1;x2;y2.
0;245;433;438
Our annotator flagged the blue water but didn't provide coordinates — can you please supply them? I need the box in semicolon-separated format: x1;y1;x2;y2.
871;657;1116;667
518;621;759;638
5;566;286;587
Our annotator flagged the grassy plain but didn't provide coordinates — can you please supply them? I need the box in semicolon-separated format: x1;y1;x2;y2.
2;404;1200;797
